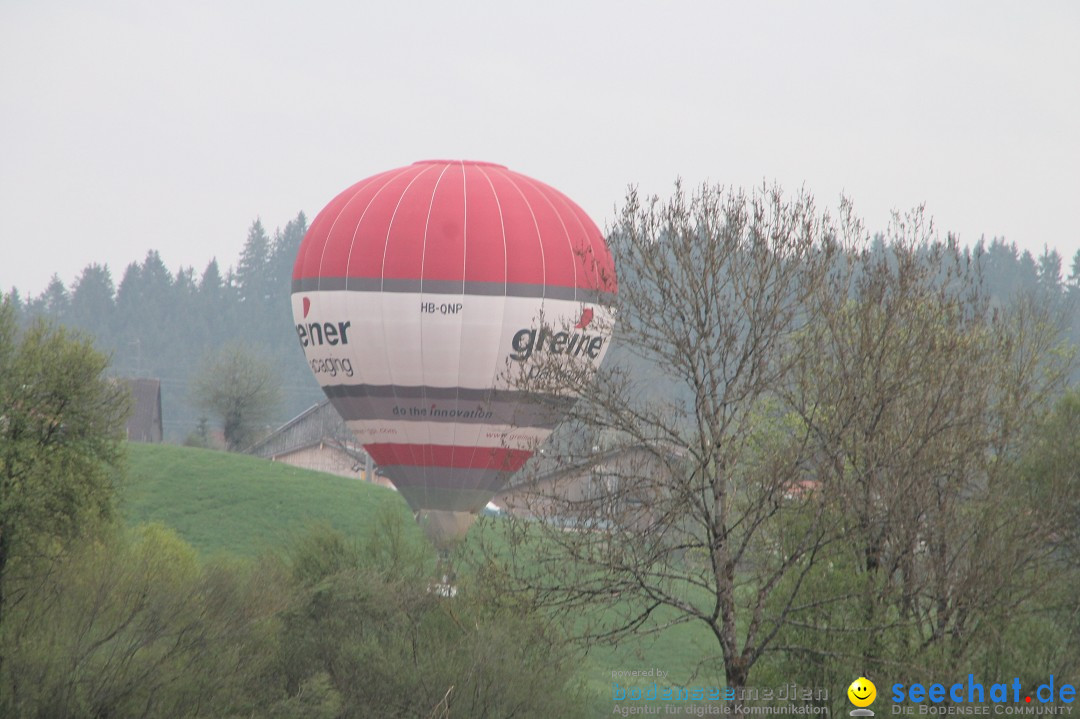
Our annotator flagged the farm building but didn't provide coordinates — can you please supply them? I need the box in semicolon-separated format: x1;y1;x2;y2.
121;378;163;443
247;400;390;486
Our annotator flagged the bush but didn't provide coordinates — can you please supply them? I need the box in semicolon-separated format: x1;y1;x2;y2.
278;517;596;718
0;524;284;718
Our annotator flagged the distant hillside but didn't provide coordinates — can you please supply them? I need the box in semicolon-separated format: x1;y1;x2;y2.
121;442;419;556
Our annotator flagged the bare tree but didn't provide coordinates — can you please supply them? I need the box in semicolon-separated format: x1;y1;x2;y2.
480;188;1075;692
480;182;846;690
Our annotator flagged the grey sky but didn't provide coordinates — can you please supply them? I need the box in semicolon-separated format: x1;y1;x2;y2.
3;0;1078;296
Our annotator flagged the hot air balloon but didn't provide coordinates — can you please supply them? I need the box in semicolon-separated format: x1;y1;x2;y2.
292;160;617;547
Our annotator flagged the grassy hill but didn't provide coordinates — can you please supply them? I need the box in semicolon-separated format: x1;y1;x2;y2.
121;442;420;557
120;443;727;695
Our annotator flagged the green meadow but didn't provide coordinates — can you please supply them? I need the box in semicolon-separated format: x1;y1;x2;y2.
121;442;419;557
121;442;726;696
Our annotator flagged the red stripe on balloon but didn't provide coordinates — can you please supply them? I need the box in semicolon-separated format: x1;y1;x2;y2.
364;443;532;472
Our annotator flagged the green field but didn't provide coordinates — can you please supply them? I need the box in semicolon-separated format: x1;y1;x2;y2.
121;442;726;695
122;442;420;557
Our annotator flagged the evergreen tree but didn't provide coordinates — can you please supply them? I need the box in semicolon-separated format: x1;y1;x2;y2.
39;274;70;321
266;213;311;398
172;265;201;357
3;289;22;322
198;259;229;316
199;258;224;296
270;211;307;292
113;262;141;340
1038;245;1062;291
141;250;173;291
110;252;189;404
979;238;1019;299
68;264;116;344
116;252;176;359
1018;249;1039;293
196;258;231;349
1068;249;1080;289
236;219;271;306
174;266;197;299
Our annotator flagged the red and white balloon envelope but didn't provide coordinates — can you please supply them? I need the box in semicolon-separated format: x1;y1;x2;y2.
292;160;617;547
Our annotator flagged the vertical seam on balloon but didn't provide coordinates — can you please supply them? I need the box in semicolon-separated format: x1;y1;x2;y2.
418;162;451;512
561;194;596;297
496;169;548;291
493;169;547;479
316;169;398;292
474;164;511;499
546;185;606;296
451;161;468;503
564;199;612;294
334;168;412;471
307;169;406;475
313;178;372;292
342;167;413;286
378;164;434;500
514;176;579;303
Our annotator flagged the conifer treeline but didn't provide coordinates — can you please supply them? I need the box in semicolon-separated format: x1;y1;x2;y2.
5;226;1080;442
5;213;319;441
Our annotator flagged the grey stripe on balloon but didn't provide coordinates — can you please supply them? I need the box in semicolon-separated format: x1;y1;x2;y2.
324;385;576;427
383;467;519;512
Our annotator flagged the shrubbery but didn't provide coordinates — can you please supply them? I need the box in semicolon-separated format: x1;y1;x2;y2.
0;518;595;718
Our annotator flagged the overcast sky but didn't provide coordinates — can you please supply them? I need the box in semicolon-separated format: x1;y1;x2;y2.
3;0;1078;297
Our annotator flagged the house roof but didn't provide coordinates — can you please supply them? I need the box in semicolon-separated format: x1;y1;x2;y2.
498;442;684;496
247;399;367;463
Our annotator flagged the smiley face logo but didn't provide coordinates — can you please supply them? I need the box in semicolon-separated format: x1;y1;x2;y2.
848;677;877;708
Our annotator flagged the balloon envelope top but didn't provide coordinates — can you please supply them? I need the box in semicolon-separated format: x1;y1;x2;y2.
292;160;617;544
